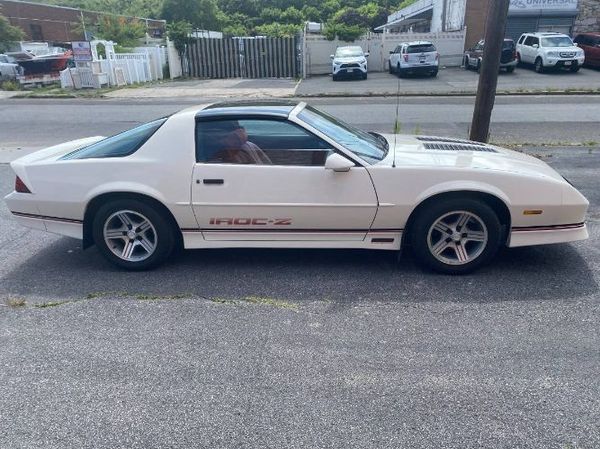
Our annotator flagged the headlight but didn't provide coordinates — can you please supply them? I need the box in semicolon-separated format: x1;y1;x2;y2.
547;51;558;57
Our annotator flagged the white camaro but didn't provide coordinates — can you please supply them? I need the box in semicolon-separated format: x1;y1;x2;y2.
4;101;589;274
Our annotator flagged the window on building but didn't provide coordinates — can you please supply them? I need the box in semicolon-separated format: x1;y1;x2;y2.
29;24;44;41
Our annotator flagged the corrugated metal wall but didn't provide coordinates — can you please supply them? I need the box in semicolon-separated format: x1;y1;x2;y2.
184;36;300;79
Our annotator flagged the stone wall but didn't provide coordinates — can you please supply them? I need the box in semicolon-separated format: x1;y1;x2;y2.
574;0;600;34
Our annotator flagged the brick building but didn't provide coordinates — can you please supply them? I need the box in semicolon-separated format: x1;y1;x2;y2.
0;0;166;44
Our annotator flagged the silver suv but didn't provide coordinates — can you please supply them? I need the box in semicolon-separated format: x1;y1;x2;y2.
516;32;585;73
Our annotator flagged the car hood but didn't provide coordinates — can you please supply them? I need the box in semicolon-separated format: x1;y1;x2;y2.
544;46;580;52
375;134;564;182
333;56;366;64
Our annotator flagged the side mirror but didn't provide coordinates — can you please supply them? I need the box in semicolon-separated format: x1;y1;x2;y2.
574;42;578;47
325;153;354;172
364;52;370;57
330;54;334;59
389;50;394;54
532;43;539;48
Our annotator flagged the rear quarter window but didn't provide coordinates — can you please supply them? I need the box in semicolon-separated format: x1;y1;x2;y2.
61;118;167;160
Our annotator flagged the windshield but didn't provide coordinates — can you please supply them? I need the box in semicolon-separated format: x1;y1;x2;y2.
541;36;574;47
335;47;364;58
298;106;387;164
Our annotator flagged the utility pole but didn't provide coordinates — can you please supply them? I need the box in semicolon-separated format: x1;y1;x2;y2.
469;0;511;143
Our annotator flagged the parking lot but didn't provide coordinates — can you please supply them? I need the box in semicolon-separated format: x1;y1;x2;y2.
297;65;600;97
1;94;599;447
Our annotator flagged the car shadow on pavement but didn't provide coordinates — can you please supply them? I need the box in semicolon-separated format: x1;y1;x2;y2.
2;236;597;305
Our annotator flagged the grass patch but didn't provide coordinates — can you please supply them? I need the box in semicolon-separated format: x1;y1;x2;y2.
133;293;189;301
34;300;72;308
211;295;298;310
5;297;26;308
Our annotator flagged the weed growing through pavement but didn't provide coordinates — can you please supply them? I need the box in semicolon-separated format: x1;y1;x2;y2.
5;298;26;308
34;300;73;308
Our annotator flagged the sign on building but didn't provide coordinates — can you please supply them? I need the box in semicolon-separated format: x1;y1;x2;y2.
509;0;578;12
72;41;92;62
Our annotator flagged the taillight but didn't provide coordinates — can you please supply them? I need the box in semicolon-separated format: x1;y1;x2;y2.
15;176;31;193
403;54;409;62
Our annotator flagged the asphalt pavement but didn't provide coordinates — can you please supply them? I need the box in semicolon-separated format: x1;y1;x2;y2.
1;143;599;448
2;95;600;163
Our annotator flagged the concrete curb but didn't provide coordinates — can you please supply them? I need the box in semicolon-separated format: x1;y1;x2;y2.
296;89;600;98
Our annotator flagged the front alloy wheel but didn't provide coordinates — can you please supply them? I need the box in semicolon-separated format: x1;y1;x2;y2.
410;198;502;274
427;211;488;266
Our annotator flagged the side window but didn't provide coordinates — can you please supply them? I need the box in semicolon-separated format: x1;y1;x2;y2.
523;36;533;46
518;35;525;44
196;118;333;166
532;37;539;47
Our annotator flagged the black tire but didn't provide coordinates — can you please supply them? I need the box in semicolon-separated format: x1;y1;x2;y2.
516;53;522;66
397;64;403;78
92;198;175;270
362;72;368;80
409;198;503;275
430;70;438;77
332;74;339;81
506;66;515;73
388;62;393;74
570;64;580;73
476;60;481;73
535;57;544;73
463;56;470;70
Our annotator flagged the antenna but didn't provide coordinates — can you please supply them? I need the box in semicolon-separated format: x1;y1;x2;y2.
392;76;400;168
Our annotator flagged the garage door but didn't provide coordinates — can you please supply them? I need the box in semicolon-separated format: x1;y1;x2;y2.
505;17;538;42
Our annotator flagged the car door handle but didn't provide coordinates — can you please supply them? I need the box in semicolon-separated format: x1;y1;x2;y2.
202;179;224;185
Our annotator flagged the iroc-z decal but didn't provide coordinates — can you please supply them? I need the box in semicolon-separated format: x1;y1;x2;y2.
209;218;293;226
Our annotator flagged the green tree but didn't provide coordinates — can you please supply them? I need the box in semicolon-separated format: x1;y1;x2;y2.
167;20;191;57
323;22;364;41
161;0;222;30
96;15;146;47
0;14;24;52
254;23;301;38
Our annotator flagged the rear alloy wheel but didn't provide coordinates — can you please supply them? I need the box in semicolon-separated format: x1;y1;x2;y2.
93;199;175;270
535;57;545;73
410;199;502;274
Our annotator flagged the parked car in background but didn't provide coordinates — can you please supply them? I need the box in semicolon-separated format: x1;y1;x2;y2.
463;39;518;73
331;46;369;81
0;54;22;81
516;32;585;73
573;33;600;68
389;41;439;77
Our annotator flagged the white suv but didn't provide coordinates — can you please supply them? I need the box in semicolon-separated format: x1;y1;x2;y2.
388;41;439;77
516;32;585;73
331;46;368;81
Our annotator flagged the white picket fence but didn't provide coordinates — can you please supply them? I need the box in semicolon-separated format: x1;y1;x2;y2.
61;45;167;89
